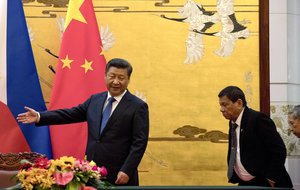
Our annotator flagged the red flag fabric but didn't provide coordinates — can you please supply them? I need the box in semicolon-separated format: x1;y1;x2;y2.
49;0;106;159
0;101;30;152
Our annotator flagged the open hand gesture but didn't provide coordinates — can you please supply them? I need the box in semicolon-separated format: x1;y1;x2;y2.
17;106;39;124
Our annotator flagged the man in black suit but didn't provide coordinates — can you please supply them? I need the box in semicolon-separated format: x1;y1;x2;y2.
218;86;292;188
17;58;149;186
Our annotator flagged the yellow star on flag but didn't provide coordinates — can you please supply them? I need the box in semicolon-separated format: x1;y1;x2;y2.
100;46;104;56
99;46;107;57
81;59;94;73
60;55;74;69
64;0;87;30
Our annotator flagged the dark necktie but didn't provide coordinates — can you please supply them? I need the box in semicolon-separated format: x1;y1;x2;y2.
100;97;116;134
227;122;238;181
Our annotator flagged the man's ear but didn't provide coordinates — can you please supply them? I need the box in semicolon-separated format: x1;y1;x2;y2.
237;99;243;107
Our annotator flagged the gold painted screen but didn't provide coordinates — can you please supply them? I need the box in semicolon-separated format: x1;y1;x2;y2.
24;0;260;185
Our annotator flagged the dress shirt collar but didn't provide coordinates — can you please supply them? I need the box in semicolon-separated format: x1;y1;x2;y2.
233;107;245;127
107;90;127;103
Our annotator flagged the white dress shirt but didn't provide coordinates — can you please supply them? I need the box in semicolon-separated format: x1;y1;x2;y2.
103;90;127;115
233;107;255;181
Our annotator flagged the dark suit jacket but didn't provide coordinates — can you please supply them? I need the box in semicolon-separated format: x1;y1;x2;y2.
38;91;149;185
228;106;292;188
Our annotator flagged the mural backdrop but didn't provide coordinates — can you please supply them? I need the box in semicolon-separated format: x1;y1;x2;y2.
23;0;260;185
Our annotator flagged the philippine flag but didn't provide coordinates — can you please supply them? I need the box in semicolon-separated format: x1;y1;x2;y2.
0;0;52;158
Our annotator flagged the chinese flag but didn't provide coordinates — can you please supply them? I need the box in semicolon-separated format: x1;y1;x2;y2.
49;0;106;159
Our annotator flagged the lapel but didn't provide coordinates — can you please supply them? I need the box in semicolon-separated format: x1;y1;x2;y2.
94;92;107;137
100;91;133;136
239;106;249;152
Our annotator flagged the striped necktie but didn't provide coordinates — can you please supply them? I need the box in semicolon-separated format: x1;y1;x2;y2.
227;122;238;181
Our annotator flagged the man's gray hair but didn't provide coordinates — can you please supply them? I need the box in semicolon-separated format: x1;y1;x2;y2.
289;105;300;119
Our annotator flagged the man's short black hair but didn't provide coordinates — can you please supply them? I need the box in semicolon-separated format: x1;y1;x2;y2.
218;86;247;107
106;58;133;78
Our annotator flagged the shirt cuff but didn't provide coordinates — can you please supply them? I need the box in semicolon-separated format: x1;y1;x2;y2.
36;111;40;123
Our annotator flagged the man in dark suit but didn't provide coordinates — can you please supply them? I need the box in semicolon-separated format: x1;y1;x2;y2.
218;86;293;188
17;58;149;186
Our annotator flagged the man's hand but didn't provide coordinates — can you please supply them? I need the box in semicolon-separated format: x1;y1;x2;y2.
115;171;129;185
267;179;275;187
17;106;39;124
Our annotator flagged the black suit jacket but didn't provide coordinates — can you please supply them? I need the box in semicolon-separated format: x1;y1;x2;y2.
228;106;292;188
38;91;149;185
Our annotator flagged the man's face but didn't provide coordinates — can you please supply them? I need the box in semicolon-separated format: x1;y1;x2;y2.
288;114;300;138
105;66;130;97
219;95;243;122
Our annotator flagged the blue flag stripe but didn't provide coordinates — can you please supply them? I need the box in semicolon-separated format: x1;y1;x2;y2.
6;0;52;158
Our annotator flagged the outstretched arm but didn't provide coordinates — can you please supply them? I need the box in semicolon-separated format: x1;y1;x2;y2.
17;106;39;124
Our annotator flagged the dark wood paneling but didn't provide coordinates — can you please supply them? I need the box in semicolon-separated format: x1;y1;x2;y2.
259;0;270;115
